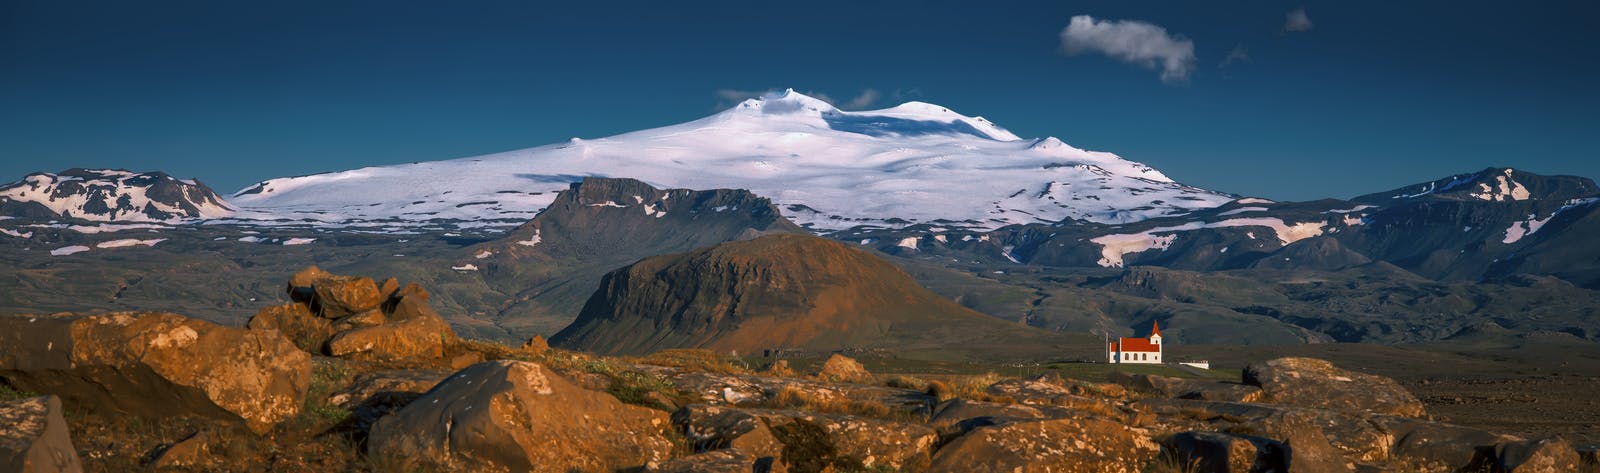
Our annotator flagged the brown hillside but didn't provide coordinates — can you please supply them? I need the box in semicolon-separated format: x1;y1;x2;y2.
551;233;1086;359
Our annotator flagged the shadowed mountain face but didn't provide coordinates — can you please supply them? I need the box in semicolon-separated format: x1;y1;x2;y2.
552;233;1085;358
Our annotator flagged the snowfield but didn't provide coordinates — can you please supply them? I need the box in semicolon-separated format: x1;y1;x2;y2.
229;89;1232;231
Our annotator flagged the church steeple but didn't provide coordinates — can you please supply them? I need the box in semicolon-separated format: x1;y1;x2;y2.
1149;320;1163;345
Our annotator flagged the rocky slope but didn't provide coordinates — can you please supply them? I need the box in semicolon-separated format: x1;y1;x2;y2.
552;233;1086;358
0;168;233;222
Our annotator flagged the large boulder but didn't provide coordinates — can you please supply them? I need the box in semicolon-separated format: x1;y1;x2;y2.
672;405;786;467
309;276;383;318
1377;416;1519;472
1243;357;1425;418
245;302;333;353
815;354;870;383
257;269;458;363
928;416;1160;473
368;360;672;472
1160;431;1273;473
324;283;456;362
1489;437;1582;473
0;395;82;473
0;312;311;434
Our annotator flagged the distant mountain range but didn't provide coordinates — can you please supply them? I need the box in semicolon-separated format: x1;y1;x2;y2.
0;91;1595;349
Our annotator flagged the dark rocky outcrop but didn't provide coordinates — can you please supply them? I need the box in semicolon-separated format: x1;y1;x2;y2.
0;312;310;434
0;395;82;473
367;360;672;472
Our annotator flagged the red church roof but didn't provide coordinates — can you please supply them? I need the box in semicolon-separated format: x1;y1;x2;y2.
1108;321;1164;353
1113;337;1160;353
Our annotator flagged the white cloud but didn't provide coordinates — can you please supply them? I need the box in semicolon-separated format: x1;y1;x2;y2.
841;89;880;110
1059;15;1197;84
1219;44;1251;69
1284;7;1313;33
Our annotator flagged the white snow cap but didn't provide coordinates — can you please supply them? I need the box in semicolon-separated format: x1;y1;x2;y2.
230;89;1230;231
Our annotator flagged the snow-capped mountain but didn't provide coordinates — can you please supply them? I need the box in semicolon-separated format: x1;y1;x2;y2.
0;169;233;222
229;89;1232;231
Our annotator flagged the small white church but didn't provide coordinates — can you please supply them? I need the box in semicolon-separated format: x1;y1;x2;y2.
1107;321;1163;364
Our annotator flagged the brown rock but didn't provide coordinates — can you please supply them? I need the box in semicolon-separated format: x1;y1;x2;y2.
377;277;400;299
1377;416;1518;472
521;335;549;354
1243;357;1425;418
985;374;1123;416
929;416;1160;473
149;430;212;470
311;276;382;318
0;312;311;434
672;404;786;465
286;265;331;302
1490;437;1582;473
368;360;672;472
815;354;869;383
245;302;334;353
326;287;456;362
333;309;387;331
647;449;779;473
327;370;450;410
0;395;82;473
755;409;936;472
1160;431;1268;473
448;351;485;370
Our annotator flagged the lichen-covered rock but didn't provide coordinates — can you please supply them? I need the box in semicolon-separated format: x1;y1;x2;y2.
929;416;1160;473
245;302;333;353
325;284;456;362
816;354;870;383
310;275;382;318
0;312;311;434
368;360;672;472
1243;357;1425;418
0;395;82;473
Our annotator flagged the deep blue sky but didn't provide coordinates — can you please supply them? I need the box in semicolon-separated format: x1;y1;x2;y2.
3;1;1596;200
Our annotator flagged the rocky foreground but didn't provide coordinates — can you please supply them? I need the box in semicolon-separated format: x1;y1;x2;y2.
1;270;1596;472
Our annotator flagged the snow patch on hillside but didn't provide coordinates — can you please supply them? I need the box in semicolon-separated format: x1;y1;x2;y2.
96;238;165;249
1091;217;1326;267
51;245;91;256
